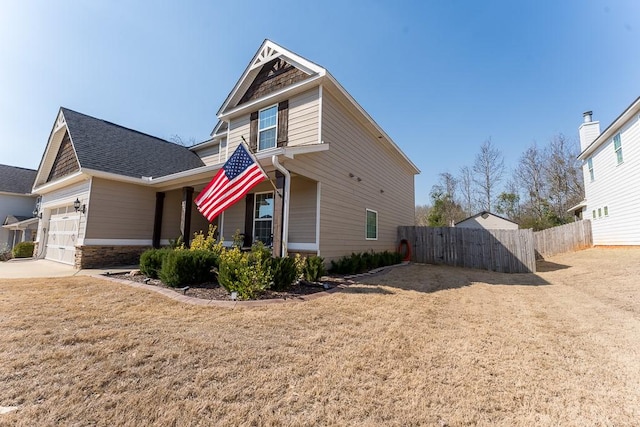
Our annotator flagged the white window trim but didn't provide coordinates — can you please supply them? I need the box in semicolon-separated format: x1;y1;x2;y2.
587;158;594;182
258;104;278;151
254;191;274;244
365;208;378;240
614;133;623;165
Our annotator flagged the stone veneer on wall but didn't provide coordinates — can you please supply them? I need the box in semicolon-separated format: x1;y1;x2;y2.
74;245;150;269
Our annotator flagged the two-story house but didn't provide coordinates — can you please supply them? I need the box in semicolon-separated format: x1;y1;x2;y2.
31;40;419;268
576;96;640;245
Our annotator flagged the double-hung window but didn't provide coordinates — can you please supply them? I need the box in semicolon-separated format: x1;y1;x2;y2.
614;133;623;165
254;192;274;245
258;105;277;151
587;158;594;181
366;209;378;240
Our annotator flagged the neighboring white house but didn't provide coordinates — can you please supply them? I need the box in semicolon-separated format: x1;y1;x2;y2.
454;211;519;230
0;164;38;250
576;97;640;245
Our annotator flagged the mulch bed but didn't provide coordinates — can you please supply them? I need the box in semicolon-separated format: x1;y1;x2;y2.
110;273;348;301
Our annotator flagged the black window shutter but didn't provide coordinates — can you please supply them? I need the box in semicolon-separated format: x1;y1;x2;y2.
277;100;289;147
249;111;258;152
244;193;254;247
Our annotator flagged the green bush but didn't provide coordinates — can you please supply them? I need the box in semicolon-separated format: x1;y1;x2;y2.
329;250;402;275
303;256;325;282
217;245;272;300
159;249;217;287
139;248;172;279
270;256;298;291
12;242;34;258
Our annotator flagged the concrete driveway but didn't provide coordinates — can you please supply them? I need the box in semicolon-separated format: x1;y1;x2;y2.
0;258;136;279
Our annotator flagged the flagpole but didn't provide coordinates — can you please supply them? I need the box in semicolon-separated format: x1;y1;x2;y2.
241;136;283;199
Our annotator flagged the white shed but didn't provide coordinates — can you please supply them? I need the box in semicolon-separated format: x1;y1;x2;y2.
455;211;519;230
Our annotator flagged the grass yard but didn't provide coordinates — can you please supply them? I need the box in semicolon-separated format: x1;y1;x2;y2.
1;247;640;426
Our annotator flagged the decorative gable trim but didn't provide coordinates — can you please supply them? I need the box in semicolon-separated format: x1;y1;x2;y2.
47;130;80;182
217;40;325;116
238;58;309;106
251;44;280;70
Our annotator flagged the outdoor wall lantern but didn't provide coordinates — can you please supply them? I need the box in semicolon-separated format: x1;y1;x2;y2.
74;198;86;214
32;207;42;219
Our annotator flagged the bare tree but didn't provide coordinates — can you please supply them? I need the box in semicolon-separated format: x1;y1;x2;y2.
415;205;431;226
472;138;504;212
169;134;197;147
515;142;547;220
458;165;474;216
544;134;584;221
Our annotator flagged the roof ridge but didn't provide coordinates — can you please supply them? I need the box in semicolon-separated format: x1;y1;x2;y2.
61;107;185;148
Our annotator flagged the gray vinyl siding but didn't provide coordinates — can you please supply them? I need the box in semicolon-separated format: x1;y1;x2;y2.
288;177;317;244
193;142;224;167
288;88;319;147
85;178;155;239
221;198;245;243
284;90;415;262
227;115;250;159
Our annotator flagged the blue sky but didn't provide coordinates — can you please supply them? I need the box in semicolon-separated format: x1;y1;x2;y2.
1;1;638;205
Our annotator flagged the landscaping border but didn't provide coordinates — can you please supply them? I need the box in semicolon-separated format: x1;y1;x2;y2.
91;262;410;308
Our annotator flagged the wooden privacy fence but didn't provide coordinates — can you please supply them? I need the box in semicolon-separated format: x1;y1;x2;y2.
398;226;536;273
534;220;592;259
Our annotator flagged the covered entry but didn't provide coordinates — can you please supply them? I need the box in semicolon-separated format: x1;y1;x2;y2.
45;206;78;265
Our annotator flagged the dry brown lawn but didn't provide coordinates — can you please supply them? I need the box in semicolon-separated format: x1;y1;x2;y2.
1;247;640;426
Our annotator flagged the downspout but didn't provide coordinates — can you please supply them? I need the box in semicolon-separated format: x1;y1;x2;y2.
271;155;290;257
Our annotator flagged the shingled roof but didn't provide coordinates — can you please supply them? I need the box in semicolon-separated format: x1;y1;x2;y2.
61;108;205;179
0;164;37;194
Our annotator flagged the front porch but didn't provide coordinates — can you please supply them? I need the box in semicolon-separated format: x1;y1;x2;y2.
156;172;320;257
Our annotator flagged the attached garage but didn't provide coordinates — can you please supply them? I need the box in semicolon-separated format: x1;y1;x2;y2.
45;206;78;265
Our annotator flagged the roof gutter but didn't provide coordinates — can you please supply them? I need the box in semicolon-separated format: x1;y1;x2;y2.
323;73;421;174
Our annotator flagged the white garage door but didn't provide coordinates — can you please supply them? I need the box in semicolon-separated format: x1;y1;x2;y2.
45;206;78;265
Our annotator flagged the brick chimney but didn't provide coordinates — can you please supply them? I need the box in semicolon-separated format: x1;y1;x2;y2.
578;110;600;152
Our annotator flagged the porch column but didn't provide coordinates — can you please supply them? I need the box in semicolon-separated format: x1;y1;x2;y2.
152;192;165;248
180;186;194;247
272;171;285;257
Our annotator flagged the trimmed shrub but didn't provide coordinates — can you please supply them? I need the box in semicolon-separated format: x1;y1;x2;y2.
159;249;217;287
303;255;325;282
329;250;402;275
139;248;172;279
12;242;34;258
270;256;298;291
217;246;272;300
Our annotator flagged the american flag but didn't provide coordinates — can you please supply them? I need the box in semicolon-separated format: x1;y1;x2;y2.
195;143;267;222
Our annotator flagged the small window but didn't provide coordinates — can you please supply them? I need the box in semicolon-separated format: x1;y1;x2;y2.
254;192;274;245
592;210;596;219
614;133;623;164
258;105;277;151
366;209;378;240
598;208;602;218
604;206;609;216
587;158;594;181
